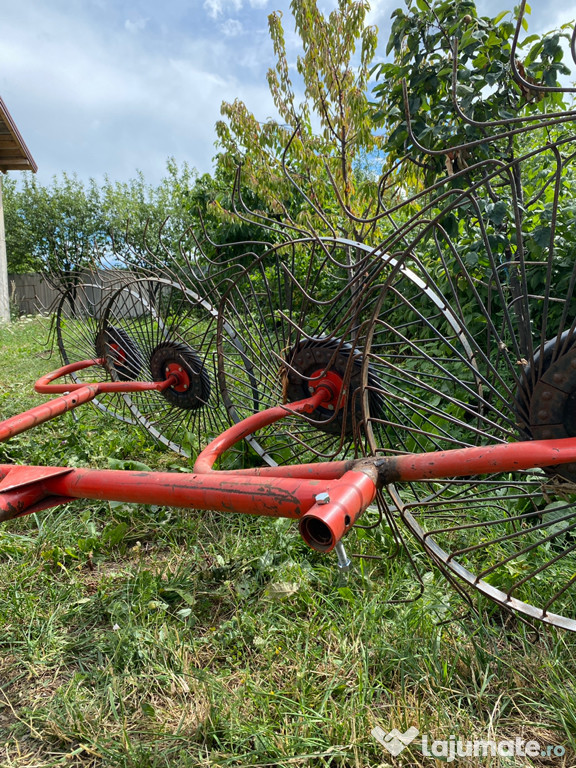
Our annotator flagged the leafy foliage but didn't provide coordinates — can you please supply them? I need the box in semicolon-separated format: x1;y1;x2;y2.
373;0;573;186
3;160;202;282
102;159;199;271
3;173;105;288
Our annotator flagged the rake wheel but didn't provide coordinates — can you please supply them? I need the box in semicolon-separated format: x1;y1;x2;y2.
99;277;240;457
216;237;471;468
355;137;576;630
95;325;143;382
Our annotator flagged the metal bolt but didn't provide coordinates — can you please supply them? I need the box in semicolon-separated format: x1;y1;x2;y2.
308;386;315;394
335;541;352;573
178;367;183;372
315;491;330;505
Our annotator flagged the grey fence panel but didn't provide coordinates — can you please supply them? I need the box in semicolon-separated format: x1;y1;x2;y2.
8;271;145;318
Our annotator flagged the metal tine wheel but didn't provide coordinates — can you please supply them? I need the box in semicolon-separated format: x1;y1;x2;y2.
216;237;384;466
354;26;576;628
99;277;239;458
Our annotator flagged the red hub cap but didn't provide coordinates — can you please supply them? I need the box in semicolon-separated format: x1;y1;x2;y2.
165;362;191;393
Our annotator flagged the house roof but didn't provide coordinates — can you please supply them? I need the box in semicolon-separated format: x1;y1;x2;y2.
0;96;37;173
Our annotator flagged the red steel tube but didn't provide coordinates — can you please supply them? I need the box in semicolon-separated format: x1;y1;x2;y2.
388;437;576;481
36;467;327;519
0;360;179;443
229;460;353;480
0;462;343;528
35;359;176;394
193;386;332;473
0;384;100;442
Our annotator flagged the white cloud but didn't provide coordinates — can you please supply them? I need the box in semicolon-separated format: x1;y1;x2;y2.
221;19;243;37
203;0;242;20
365;0;396;29
0;1;281;185
203;0;223;19
125;17;149;33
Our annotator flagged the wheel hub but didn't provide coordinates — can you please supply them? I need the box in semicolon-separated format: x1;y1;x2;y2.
282;337;384;435
95;326;142;382
150;342;211;410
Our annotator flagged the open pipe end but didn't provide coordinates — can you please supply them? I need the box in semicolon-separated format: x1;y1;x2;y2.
298;470;378;553
299;514;336;552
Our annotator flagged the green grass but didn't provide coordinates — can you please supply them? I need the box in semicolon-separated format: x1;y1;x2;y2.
0;316;576;767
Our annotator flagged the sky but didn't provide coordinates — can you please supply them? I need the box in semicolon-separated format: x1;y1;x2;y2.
1;0;575;188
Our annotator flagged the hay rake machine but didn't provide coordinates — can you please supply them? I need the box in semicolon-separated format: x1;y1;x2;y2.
5;4;576;631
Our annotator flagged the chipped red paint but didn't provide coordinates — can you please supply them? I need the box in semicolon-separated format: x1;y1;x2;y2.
0;361;370;552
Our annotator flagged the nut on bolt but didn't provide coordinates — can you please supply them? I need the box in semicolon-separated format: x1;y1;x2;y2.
315;491;330;505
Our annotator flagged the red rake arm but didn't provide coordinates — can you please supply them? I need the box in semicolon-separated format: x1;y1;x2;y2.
1;359;576;553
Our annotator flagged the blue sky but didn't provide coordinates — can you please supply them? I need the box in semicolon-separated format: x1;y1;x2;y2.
1;0;574;186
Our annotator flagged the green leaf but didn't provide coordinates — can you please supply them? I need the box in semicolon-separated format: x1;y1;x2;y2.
493;10;509;24
102;522;129;546
163;588;196;605
338;586;355;603
107;458;152;472
140;701;156;718
532;226;552;248
517;34;540;49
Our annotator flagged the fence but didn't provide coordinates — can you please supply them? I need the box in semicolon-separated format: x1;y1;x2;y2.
8;271;140;317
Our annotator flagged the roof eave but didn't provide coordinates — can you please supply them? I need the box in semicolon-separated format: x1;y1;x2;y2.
0;96;37;174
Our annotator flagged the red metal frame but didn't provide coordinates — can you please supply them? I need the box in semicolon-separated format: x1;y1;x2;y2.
2;359;576;553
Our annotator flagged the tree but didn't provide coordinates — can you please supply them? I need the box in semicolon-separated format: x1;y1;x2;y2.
214;0;387;245
372;0;573;187
101;158;200;273
3;160;205;291
2;175;39;274
3;172;105;294
370;0;576;358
